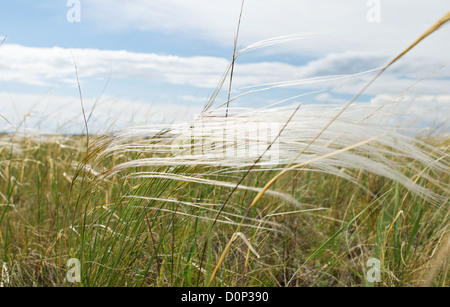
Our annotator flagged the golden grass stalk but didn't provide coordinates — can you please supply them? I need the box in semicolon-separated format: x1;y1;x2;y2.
209;10;450;285
247;10;450;212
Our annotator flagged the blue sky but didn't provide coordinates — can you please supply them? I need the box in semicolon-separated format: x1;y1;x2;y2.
0;0;449;134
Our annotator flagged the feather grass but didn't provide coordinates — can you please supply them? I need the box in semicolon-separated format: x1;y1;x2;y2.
1;9;449;288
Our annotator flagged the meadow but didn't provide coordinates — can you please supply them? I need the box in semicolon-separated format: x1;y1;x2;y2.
0;10;449;288
0;129;448;287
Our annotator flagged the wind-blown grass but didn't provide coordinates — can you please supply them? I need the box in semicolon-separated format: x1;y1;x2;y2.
0;129;448;286
0;11;449;287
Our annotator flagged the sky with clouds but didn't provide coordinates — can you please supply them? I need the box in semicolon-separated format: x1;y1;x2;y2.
0;0;449;134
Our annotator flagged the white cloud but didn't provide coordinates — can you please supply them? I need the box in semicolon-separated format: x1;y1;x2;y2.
301;52;388;76
0;44;358;91
0;44;231;88
0;44;308;90
3;0;450;134
2;90;447;135
85;0;450;60
315;93;347;104
367;94;450;130
0;92;202;134
1;43;448;133
2;43;447;96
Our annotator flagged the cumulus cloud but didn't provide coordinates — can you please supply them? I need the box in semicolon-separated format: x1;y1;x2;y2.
0;44;363;90
1;43;447;95
84;0;450;60
0;44;231;88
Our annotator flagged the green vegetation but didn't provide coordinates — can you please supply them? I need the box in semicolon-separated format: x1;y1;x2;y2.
0;7;449;289
0;133;448;287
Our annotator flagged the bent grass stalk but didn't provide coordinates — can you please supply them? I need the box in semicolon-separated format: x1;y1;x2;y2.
208;10;450;284
248;10;450;212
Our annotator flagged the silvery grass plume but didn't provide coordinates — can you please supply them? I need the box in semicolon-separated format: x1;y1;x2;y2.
81;12;450;233
88;103;448;207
